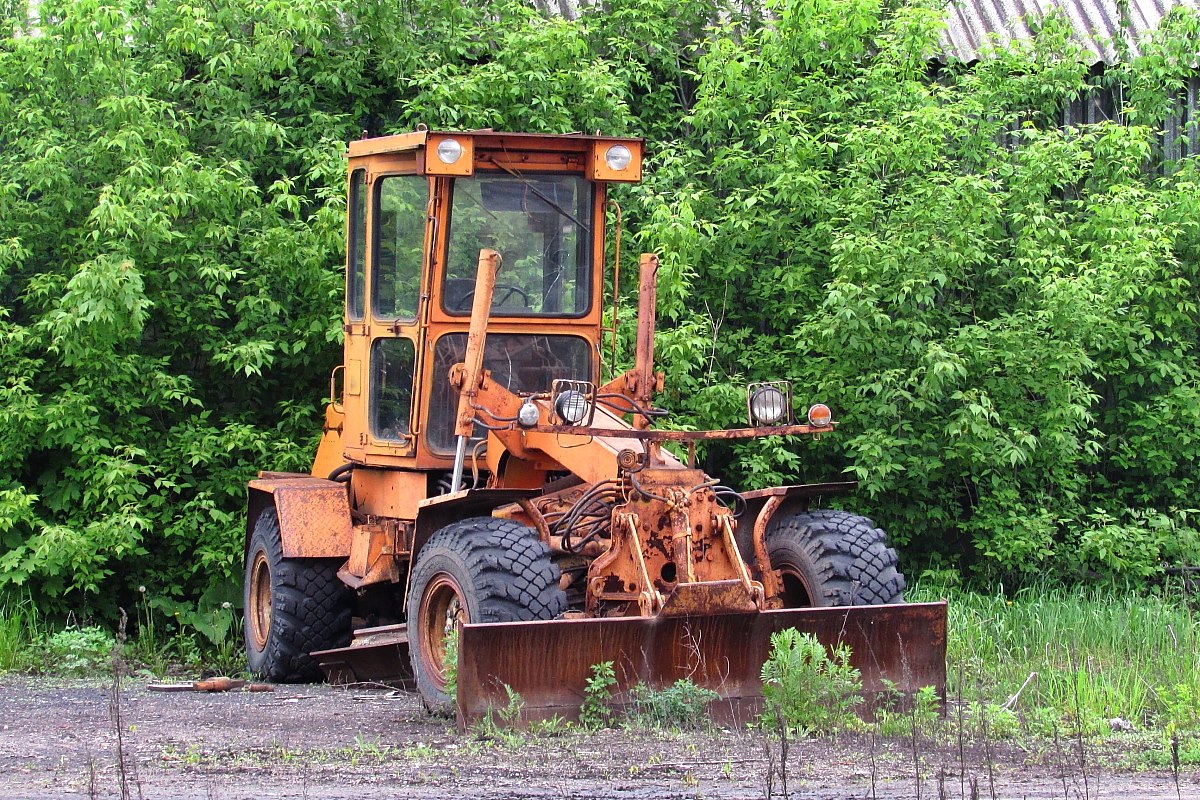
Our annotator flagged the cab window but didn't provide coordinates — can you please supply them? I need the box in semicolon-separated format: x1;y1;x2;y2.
373;175;426;321
442;174;592;317
370;338;416;441
347;170;366;321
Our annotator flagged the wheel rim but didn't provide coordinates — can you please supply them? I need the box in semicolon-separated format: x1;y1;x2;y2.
418;573;468;692
774;557;816;608
247;549;273;650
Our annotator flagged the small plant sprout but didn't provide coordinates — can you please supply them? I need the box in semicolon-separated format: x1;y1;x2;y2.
581;661;617;730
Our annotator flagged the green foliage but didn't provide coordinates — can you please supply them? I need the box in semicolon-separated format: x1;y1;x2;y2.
760;628;863;735
443;628;459;707
45;625;116;675
629;1;1200;583
580;660;617;730
4;0;1200;627
910;581;1200;729
472;684;526;746
626;679;719;730
0;0;731;616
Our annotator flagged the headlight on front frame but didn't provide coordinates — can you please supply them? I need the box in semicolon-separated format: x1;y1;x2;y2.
552;380;596;426
747;382;791;426
517;397;540;428
554;391;588;424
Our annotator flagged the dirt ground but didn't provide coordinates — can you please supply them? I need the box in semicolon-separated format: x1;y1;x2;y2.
0;675;1193;800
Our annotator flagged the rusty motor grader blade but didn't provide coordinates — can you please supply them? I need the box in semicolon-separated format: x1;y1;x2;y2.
456;600;947;727
313;623;415;689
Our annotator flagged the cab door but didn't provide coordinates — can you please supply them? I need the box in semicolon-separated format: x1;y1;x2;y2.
340;167;370;464
364;172;427;459
341;158;429;465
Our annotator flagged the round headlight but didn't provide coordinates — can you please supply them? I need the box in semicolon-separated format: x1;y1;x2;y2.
517;398;540;428
554;390;589;425
436;138;463;165
750;386;787;426
604;144;633;172
807;403;832;428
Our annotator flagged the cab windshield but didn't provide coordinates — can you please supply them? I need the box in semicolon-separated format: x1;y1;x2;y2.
442;174;592;316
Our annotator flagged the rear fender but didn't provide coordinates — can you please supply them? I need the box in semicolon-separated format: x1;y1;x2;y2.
246;477;353;558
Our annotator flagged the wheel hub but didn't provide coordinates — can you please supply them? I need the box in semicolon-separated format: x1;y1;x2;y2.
248;550;273;650
419;573;468;690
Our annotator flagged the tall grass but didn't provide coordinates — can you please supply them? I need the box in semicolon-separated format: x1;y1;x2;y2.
0;596;45;672
911;582;1200;727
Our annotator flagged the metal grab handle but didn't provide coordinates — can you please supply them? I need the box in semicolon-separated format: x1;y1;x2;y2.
329;364;345;411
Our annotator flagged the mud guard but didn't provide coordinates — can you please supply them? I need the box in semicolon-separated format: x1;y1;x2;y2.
246;476;352;559
456;601;947;728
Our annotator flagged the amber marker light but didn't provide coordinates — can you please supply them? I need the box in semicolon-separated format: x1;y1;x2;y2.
807;403;833;428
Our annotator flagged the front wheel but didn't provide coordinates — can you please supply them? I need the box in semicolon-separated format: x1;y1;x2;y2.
766;509;905;607
243;509;353;681
407;517;566;715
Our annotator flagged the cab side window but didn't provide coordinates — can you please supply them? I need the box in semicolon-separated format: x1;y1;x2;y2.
373;175;426;321
347;170;366;320
370;338;416;441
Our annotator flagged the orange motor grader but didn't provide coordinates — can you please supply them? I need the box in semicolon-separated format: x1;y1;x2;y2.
243;129;946;725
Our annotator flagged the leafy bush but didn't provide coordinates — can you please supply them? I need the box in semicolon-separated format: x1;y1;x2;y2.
4;0;1200;629
760;629;862;735
580;660;617;730
45;626;116;675
626;679;719;730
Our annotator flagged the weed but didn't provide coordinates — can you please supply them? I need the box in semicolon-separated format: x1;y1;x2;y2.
351;734;393;759
403;743;435;761
472;684;526;747
527;714;570;737
964;702;1019;740
910;582;1200;727
48;625;115;675
580;660;616;730
760;628;862;736
876;686;941;739
0;595;42;672
443;629;459;706
626;679;719;730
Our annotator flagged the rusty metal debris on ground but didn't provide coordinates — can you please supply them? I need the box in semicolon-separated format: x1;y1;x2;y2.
147;678;274;693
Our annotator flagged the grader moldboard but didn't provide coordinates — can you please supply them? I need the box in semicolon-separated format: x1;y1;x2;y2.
243;129;947;727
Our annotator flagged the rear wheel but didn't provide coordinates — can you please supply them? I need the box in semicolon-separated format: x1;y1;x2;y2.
407;516;566;715
766;509;905;607
243;509;353;681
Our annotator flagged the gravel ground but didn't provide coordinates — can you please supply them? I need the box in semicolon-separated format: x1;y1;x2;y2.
0;675;1193;799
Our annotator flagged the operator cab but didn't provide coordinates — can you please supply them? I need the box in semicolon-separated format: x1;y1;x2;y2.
324;130;643;479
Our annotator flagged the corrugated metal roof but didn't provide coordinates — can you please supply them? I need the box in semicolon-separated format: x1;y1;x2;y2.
940;0;1200;64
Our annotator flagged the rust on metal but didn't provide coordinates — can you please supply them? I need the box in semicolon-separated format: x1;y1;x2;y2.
750;495;784;601
315;623;414;689
741;481;858;501
248;477;352;558
340;520;404;588
457;601;948;727
632;253;658;431
530;421;839;441
454;248;501;440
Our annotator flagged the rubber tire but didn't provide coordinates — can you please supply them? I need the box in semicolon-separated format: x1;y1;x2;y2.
243;509;353;682
766;509;906;607
407;516;566;715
